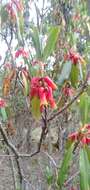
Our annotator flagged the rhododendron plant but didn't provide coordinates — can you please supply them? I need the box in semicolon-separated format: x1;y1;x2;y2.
0;1;89;189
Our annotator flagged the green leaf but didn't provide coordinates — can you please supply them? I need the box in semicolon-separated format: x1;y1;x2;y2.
57;143;74;188
0;107;7;121
30;27;42;59
45;166;53;186
85;145;90;163
58;61;72;85
79;93;90;125
22;72;29;96
5;106;11;118
66;139;74;150
42;26;60;62
70;64;79;87
31;96;41;120
79;148;90;190
0;5;9;26
18;12;24;35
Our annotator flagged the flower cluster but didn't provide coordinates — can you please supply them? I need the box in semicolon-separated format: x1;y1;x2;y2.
64;49;84;65
30;76;57;110
0;98;6;108
68;124;90;145
6;0;23;21
15;48;29;59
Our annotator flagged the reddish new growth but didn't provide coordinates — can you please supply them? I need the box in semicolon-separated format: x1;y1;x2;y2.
6;0;23;21
4;62;12;70
68;124;90;145
0;99;6;108
30;76;57;111
64;49;84;65
62;83;74;98
11;0;23;12
6;3;16;21
15;48;29;59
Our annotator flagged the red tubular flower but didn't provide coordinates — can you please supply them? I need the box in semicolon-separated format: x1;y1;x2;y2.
30;76;57;111
45;87;57;109
68;124;90;145
64;49;84;65
86;137;90;145
15;48;29;59
0;99;6;108
44;76;57;90
68;132;78;141
39;87;48;107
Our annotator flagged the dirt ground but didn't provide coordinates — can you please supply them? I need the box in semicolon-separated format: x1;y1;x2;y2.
0;107;80;190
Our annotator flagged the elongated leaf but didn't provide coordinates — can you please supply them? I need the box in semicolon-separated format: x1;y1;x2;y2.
45;166;53;186
18;12;24;35
79;93;90;125
58;61;72;85
57;143;74;188
42;26;60;61
70;64;79;87
79;148;90;190
30;27;42;59
31;96;41;120
0;107;7;121
85;145;90;162
0;5;9;25
21;72;29;96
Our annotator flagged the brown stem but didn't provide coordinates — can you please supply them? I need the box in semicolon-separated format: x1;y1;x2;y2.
48;80;87;122
0;124;23;185
30;106;48;157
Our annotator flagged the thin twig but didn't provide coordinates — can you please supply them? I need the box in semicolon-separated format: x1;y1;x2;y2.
7;148;17;190
48;80;87;122
0;124;19;157
64;171;79;186
42;151;58;168
0;124;23;185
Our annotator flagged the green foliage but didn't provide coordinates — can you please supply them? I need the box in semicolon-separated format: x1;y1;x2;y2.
18;12;24;35
79;93;90;125
30;27;42;59
70;64;79;87
57;143;74;188
45;166;53;186
0;5;8;26
42;26;60;61
31;96;41;119
58;61;72;85
0;108;7;121
79;147;90;190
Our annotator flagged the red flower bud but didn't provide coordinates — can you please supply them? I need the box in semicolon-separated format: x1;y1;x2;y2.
15;48;28;59
0;99;6;108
